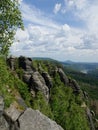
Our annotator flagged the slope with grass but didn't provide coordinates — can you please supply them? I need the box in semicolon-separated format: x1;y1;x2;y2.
0;56;93;130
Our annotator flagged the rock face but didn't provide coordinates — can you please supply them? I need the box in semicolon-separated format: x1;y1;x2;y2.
4;104;22;122
19;108;64;130
42;72;53;89
22;72;31;84
29;71;49;101
58;68;69;85
7;56;16;70
0;96;9;130
7;56;81;98
69;79;80;94
0;96;4;116
7;56;51;101
17;57;50;101
19;56;33;72
0;98;64;130
0;116;9;130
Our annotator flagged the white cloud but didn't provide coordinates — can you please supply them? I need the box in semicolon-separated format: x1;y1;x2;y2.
53;3;62;14
21;2;59;29
64;0;88;10
15;29;29;42
17;0;23;4
10;1;98;62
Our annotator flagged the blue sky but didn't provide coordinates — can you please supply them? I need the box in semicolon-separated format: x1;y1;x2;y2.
10;0;98;62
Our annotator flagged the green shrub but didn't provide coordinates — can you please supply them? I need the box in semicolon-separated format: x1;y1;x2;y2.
32;91;54;119
50;73;89;130
14;78;32;107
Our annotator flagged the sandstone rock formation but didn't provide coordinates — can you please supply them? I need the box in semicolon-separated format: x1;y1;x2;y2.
42;72;53;89
7;56;16;70
29;71;49;101
0;97;64;130
19;56;33;72
58;68;69;85
0;116;9;130
0;96;4;116
19;108;64;130
0;96;9;130
69;79;80;94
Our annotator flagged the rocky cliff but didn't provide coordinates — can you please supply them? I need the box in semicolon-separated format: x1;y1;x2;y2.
7;56;81;99
0;56;95;130
0;96;63;130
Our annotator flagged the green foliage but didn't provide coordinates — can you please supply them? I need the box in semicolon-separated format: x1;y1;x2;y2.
50;73;89;130
80;82;98;100
0;58;91;130
4;95;14;108
0;0;24;55
64;66;98;101
32;91;54;119
14;77;32;107
32;59;60;74
16;68;24;80
0;57;32;108
0;57;15;107
31;60;90;130
64;67;98;86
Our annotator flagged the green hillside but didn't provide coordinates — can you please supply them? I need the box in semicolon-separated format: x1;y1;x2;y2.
0;57;91;130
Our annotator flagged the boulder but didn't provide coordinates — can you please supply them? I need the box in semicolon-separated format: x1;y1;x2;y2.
29;71;49;101
58;68;69;85
4;103;22;122
19;56;33;71
42;72;53;89
18;108;64;130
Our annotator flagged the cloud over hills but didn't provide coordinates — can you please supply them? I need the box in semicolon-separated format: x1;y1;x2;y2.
10;0;98;62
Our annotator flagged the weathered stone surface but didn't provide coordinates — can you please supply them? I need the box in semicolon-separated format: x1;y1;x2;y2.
69;79;80;94
4;103;22;122
22;73;31;84
19;56;33;71
7;56;16;70
42;72;53;89
17;97;27;110
19;108;64;130
58;68;69;85
0;96;4;117
0;116;9;130
0;97;8;130
29;71;49;101
86;107;95;130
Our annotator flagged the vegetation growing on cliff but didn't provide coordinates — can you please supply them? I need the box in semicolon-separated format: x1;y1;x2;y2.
31;60;90;130
0;57;90;130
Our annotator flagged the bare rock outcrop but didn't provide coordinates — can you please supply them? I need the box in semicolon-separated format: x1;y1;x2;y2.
69;79;80;94
0;96;4;116
58;68;69;85
19;56;33;72
0;96;9;130
29;71;49;101
7;56;16;70
18;108;64;130
0;116;9;130
0;97;64;130
42;72;53;89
